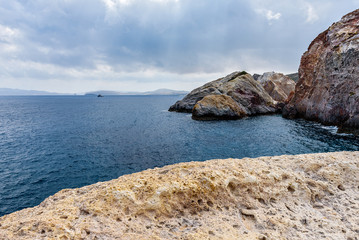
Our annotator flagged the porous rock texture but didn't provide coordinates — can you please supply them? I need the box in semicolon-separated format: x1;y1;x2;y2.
258;72;296;103
169;71;277;116
192;94;246;120
283;9;359;130
1;151;359;239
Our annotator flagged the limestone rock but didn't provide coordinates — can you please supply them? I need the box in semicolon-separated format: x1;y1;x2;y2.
1;151;359;239
258;72;296;102
192;94;246;120
283;9;359;130
169;71;277;115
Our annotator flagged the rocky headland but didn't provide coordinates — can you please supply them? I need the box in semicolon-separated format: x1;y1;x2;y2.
169;71;279;120
283;9;359;130
1;151;359;239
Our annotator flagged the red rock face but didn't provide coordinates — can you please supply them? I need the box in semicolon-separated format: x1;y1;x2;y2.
283;9;359;129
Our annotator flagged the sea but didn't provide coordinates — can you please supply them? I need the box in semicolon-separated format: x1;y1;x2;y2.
1;95;359;216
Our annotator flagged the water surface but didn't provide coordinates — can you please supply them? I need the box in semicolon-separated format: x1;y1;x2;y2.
1;95;359;216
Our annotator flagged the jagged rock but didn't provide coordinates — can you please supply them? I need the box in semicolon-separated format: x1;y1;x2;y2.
283;9;359;130
258;72;296;102
1;151;359;239
252;73;261;80
169;71;277;116
192;94;246;120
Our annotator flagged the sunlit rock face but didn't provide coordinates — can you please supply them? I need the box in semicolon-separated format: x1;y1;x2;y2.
1;151;359;239
192;94;246;120
283;9;359;130
258;72;296;103
169;71;277;117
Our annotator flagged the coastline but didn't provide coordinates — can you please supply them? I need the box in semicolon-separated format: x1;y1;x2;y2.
1;151;358;239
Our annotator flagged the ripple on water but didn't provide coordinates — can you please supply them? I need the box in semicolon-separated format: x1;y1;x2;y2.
0;95;359;216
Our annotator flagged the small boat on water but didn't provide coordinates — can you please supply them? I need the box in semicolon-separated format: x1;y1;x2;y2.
97;94;104;97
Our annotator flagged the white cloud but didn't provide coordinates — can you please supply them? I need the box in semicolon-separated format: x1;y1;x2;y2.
256;9;281;22
102;0;179;8
102;0;127;24
266;10;281;20
0;24;21;54
150;0;180;3
0;24;20;42
102;0;131;9
304;2;319;23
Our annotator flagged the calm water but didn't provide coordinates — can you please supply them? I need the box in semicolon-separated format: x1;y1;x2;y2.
1;95;359;216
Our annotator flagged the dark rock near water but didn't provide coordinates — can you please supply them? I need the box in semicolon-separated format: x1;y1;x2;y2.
192;94;246;120
169;71;277;120
283;9;359;129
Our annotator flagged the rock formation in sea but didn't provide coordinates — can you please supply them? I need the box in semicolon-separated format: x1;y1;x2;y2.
1;151;359;239
169;71;277;119
257;72;296;103
283;9;359;130
192;94;246;120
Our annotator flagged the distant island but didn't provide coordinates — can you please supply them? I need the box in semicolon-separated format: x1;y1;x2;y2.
0;88;66;96
0;88;188;96
84;88;189;96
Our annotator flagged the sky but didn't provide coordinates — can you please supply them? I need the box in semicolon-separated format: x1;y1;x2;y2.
0;0;358;93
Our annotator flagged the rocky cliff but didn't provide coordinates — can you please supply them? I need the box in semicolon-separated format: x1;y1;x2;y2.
169;71;277;118
283;9;359;130
1;151;359;239
258;72;296;103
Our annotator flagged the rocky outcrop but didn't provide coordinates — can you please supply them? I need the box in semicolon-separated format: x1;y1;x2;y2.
252;73;261;81
258;72;296;102
1;151;359;239
283;9;359;130
169;71;277;117
192;94;246;120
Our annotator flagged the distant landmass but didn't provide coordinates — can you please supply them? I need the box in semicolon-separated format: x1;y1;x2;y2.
286;73;299;82
0;88;188;96
0;88;66;96
85;88;189;96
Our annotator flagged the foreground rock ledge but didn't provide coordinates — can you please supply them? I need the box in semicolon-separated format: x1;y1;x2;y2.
1;152;359;239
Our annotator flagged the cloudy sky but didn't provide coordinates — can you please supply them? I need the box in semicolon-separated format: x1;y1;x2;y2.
0;0;358;93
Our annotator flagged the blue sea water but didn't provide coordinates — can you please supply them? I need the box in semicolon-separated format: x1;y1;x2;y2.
1;95;359;216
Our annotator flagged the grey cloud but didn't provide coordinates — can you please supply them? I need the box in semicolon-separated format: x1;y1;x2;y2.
0;0;358;80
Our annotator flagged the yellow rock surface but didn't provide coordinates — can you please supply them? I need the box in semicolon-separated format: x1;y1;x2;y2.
1;151;359;239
